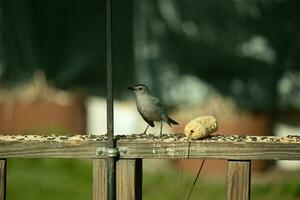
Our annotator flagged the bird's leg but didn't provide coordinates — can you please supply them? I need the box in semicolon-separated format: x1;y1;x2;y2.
160;121;163;137
143;124;150;135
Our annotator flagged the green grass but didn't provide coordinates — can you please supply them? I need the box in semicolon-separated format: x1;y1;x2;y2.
252;177;300;200
7;159;92;200
143;170;226;200
5;159;300;200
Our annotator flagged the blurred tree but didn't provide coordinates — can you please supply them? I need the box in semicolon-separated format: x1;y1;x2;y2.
0;0;134;97
135;0;300;111
0;0;299;110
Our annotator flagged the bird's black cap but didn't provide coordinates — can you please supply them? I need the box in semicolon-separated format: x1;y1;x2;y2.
127;84;148;90
134;84;148;88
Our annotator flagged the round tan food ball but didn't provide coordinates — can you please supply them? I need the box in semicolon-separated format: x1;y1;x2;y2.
184;116;218;139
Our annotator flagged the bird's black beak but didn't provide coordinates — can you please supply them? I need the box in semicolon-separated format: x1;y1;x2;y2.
127;86;135;90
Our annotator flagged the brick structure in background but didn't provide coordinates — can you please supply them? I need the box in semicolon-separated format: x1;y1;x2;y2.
0;96;86;134
0;71;86;135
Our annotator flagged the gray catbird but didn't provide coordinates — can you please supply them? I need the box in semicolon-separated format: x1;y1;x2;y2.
128;84;179;136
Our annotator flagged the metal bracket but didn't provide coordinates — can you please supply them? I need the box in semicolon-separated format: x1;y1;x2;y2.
96;147;128;157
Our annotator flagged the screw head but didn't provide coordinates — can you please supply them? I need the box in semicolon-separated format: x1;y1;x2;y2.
96;148;104;155
119;147;127;155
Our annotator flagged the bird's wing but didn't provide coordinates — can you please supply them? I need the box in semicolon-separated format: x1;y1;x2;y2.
151;97;177;125
151;97;166;115
151;97;170;123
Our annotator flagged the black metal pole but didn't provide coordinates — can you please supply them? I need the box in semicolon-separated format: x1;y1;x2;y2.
106;0;116;200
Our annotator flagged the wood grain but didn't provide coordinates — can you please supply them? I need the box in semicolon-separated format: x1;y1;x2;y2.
227;160;251;200
0;159;6;200
0;135;106;158
0;135;299;160
118;135;300;160
117;159;142;200
93;159;107;200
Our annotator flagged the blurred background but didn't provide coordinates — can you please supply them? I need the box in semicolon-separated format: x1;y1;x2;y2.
0;0;300;199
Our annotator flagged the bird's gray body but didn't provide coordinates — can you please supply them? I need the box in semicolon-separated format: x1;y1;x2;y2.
136;93;169;125
128;84;178;135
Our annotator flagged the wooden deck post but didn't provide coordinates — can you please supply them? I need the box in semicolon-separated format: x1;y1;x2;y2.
117;159;142;200
0;159;6;200
93;159;143;200
227;160;251;200
93;159;107;200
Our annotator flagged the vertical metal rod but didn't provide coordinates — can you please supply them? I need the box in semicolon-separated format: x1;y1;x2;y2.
106;0;116;200
106;0;113;143
0;159;6;200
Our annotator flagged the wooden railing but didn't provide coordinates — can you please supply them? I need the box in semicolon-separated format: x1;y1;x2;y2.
0;134;299;200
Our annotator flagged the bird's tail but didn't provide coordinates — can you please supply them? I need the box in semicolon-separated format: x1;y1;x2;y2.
168;116;179;125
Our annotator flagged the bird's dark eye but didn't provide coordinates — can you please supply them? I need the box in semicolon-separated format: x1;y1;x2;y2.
138;87;142;91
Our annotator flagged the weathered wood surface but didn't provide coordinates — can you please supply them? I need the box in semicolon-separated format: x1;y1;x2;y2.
0;135;106;158
117;159;142;200
93;159;143;200
0;134;299;160
118;134;300;160
0;159;6;200
93;159;107;200
227;160;251;200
